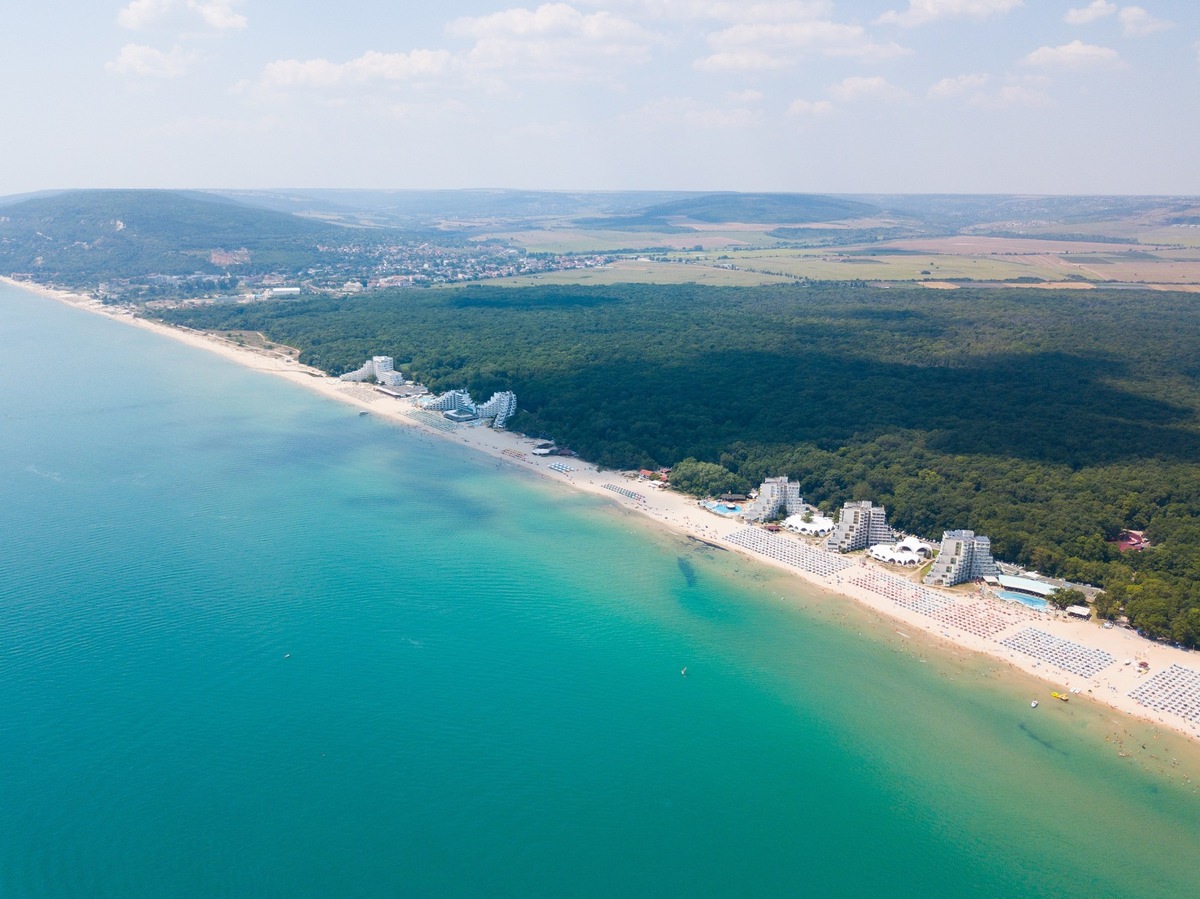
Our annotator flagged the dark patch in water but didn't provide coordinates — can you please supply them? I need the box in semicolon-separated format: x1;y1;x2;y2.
1019;722;1068;756
677;557;697;588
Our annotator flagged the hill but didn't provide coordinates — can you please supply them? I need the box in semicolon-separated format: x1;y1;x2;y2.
574;192;880;231
638;192;878;223
0;189;348;285
212;188;698;228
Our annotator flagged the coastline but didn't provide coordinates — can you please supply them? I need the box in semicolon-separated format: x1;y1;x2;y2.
8;276;1200;746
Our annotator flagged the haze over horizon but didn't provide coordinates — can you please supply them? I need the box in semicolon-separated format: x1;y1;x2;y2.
4;1;1198;197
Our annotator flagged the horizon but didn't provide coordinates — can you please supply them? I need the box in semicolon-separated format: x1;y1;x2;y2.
4;2;1199;196
6;187;1200;200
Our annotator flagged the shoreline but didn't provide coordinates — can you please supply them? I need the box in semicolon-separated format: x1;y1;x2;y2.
8;275;1200;746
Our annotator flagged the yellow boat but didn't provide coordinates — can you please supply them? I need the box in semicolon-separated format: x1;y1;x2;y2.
1050;691;1069;702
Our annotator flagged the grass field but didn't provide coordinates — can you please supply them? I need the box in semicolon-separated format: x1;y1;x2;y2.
478;222;1200;287
478;229;775;254
487;259;790;288
716;249;1079;282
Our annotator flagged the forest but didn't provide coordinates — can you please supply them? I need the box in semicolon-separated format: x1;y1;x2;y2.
156;282;1200;646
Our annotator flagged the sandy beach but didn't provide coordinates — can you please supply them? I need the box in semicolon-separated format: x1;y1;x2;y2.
9;275;1200;746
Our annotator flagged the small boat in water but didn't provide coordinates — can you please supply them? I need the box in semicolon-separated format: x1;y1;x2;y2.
358;410;369;416
1051;691;1069;702
1031;700;1038;708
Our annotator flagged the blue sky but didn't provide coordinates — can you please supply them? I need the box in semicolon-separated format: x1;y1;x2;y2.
2;1;1197;194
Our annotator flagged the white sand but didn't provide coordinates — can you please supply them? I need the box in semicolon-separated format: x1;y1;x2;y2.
9;275;1200;744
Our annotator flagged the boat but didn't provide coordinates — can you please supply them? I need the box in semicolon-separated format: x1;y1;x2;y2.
1030;700;1038;708
1051;691;1069;702
358;410;369;416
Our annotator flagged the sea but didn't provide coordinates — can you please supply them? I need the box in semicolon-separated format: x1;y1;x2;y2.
2;281;1199;898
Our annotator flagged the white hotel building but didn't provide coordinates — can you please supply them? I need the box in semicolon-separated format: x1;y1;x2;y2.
340;356;406;388
826;501;895;553
923;530;1000;587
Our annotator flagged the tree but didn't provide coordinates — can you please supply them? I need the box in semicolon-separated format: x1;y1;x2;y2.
669;458;749;498
1048;587;1087;610
1092;591;1121;620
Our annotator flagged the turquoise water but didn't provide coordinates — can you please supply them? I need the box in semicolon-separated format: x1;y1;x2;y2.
703;501;742;515
2;284;1200;897
997;590;1052;610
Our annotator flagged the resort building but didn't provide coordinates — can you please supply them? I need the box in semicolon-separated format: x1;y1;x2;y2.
826;501;895;553
782;512;835;537
994;574;1053;599
419;389;518;429
340;356;405;387
923;530;1000;587
743;477;804;522
475;391;518;429
868;536;934;567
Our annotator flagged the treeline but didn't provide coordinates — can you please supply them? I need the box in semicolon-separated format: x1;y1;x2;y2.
155;282;1200;646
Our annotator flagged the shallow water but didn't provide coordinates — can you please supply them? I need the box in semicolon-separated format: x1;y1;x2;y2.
1;284;1198;897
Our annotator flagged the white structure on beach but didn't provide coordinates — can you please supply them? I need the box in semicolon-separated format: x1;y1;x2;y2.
743;477;804;522
923;529;1000;586
826;501;895;553
419;389;518;428
783;512;835;536
340;356;405;387
475;391;518;428
869;536;934;567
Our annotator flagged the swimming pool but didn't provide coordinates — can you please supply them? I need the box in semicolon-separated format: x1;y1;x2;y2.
703;502;743;516
996;590;1050;611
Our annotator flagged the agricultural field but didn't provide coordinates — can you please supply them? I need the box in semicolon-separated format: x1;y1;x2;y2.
485;229;1200;288
488;258;789;288
724;248;1069;282
477;228;783;254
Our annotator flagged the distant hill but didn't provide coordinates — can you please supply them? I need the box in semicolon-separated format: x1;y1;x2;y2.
575;192;879;231
0;189;348;284
213;188;702;229
638;192;877;224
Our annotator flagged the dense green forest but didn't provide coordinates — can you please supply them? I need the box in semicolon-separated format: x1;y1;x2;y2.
156;283;1200;646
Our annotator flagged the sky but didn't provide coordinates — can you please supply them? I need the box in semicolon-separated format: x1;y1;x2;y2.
2;1;1198;195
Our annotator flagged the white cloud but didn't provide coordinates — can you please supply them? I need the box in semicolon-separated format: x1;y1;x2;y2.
726;88;764;103
927;72;989;98
876;0;1022;27
187;0;246;30
1022;39;1124;68
583;2;837;22
448;3;642;41
118;0;246;30
787;97;833;115
969;83;1051;108
448;3;657;79
253;4;658;93
696;18;907;71
106;43;198;78
927;72;1051;106
1063;1;1116;24
695;50;794;71
1118;6;1171;37
634;96;762;128
258;50;455;89
117;0;173;29
830;75;907;102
